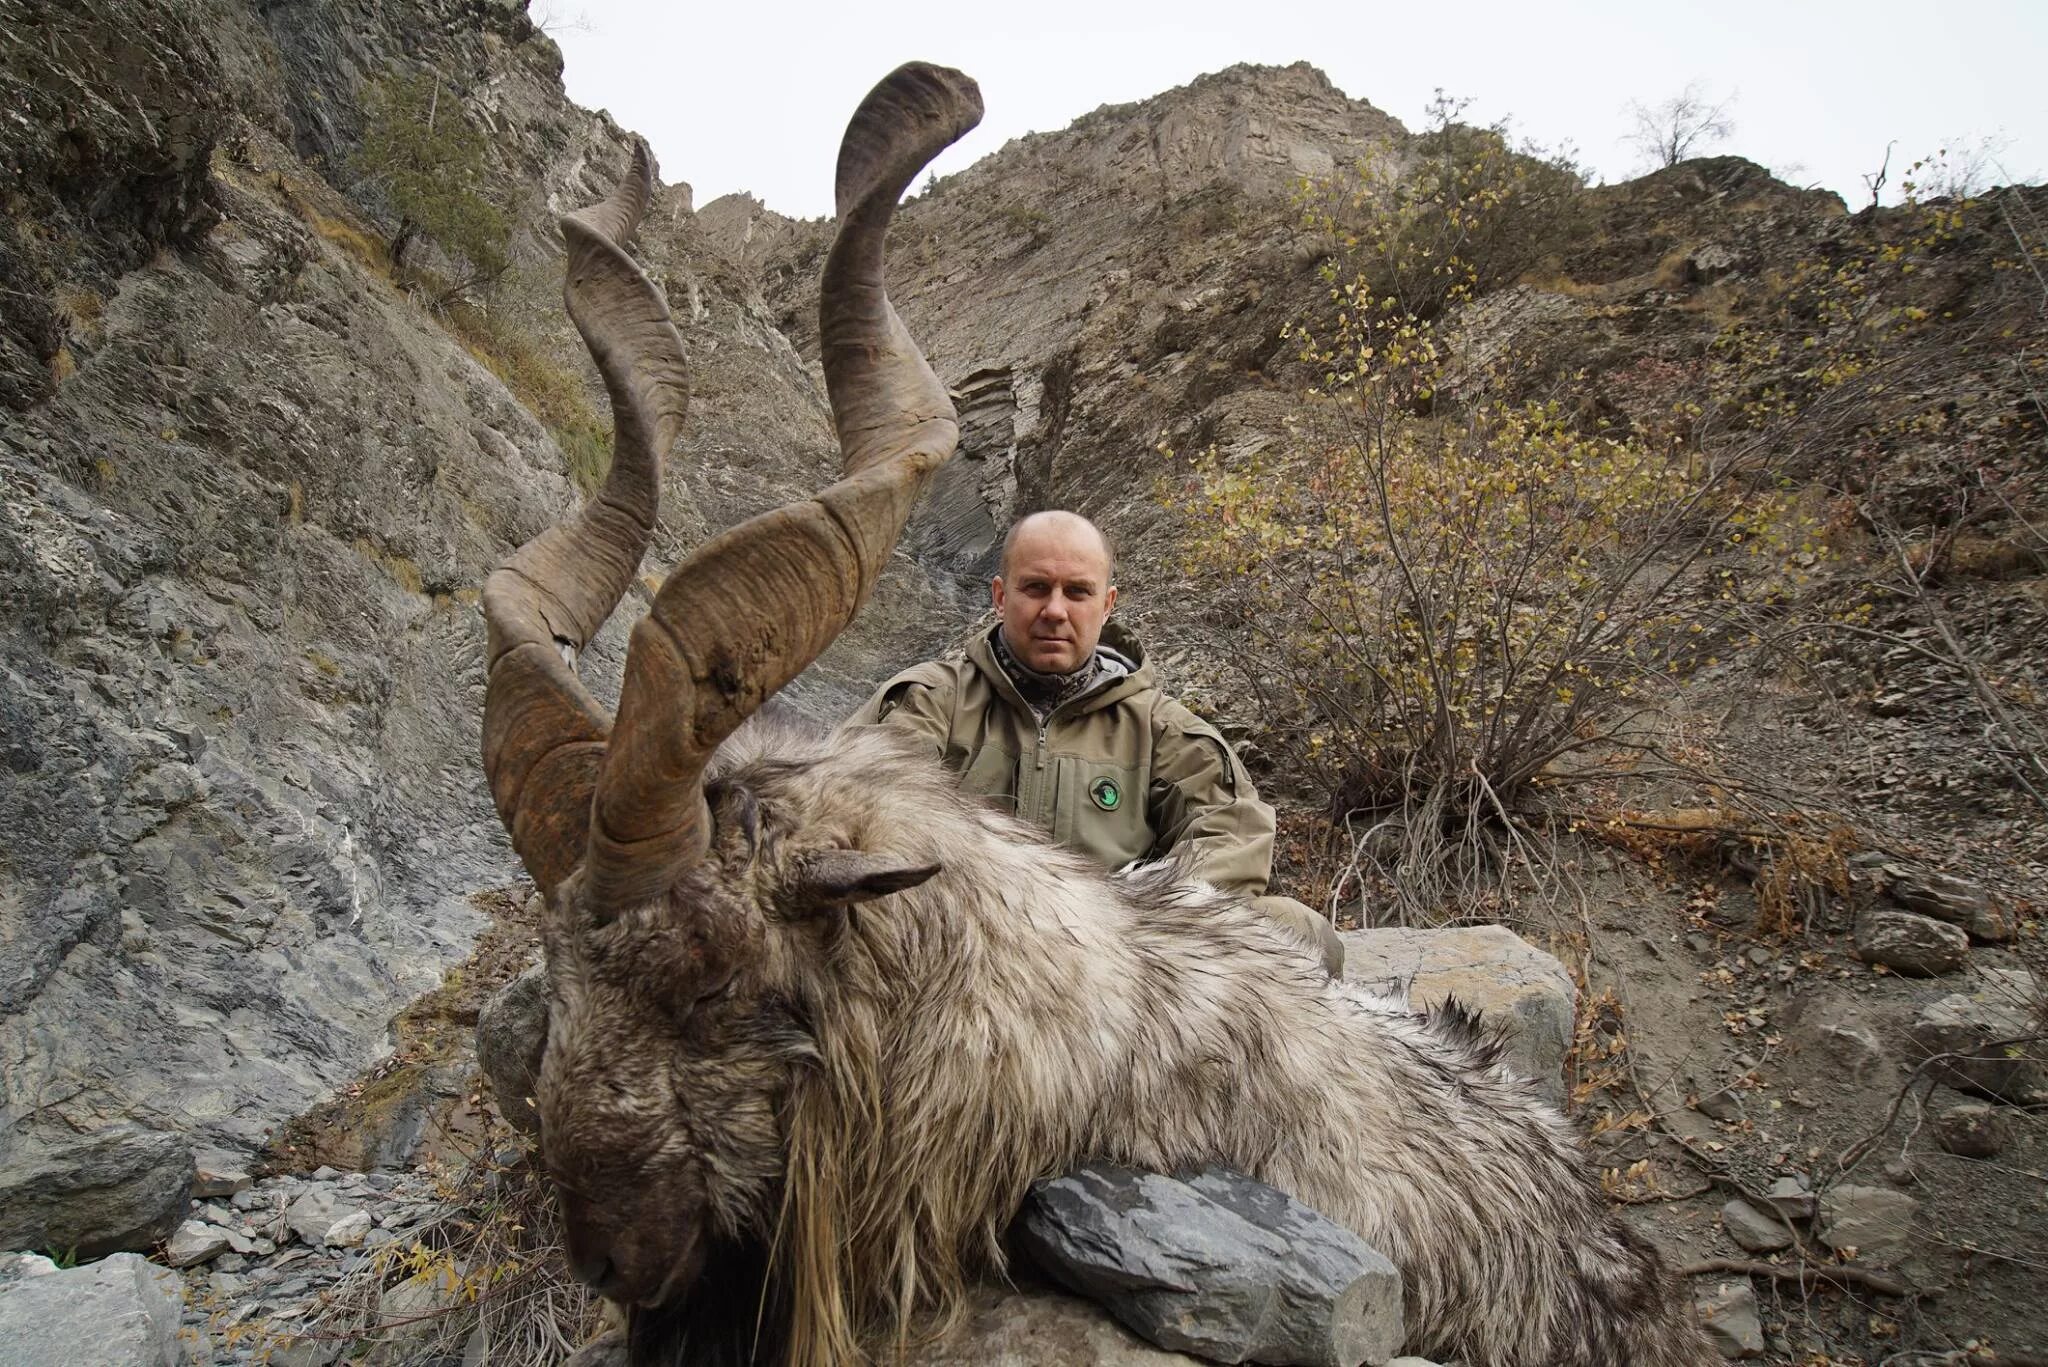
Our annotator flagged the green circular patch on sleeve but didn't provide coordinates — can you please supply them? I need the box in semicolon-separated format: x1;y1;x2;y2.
1089;777;1122;811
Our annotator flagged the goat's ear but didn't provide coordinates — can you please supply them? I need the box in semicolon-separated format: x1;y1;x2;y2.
784;850;940;918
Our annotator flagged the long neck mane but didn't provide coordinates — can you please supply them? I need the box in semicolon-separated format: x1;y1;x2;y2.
757;726;1333;1361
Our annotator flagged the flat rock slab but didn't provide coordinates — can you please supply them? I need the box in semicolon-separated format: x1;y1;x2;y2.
1853;909;1968;976
1015;1164;1403;1367
1817;1185;1916;1263
1695;1279;1765;1359
1720;1198;1794;1254
0;1253;184;1367
1885;867;2013;942
1341;926;1575;1106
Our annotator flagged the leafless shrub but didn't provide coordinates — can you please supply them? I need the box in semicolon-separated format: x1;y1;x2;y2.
1623;82;1737;171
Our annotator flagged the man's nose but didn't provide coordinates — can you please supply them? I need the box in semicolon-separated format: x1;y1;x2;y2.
1042;593;1070;620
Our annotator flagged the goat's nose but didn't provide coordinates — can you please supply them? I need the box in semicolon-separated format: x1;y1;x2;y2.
569;1246;618;1293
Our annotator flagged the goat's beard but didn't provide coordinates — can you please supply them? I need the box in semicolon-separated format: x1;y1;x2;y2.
625;1232;783;1367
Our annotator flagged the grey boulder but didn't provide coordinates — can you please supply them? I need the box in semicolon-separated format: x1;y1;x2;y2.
477;961;550;1136
1933;1102;2010;1158
1906;970;2045;1104
1015;1163;1403;1367
0;1126;193;1259
1852;909;1968;976
0;1253;185;1367
1341;925;1575;1107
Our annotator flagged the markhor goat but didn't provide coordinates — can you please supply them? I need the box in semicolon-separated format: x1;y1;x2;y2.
479;63;1717;1367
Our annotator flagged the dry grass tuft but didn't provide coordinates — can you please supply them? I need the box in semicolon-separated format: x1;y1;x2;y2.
308;1132;603;1366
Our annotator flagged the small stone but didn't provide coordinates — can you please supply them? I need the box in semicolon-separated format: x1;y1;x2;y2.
1966;901;2016;943
1746;947;1774;967
1694;1087;1746;1124
326;1210;373;1248
1762;1176;1816;1222
267;1340;340;1367
192;1150;253;1199
284;1189;364;1247
1817;1185;1916;1261
230;1189;265;1212
1854;909;1968;975
1807;1024;1887;1088
310;1166;342;1181
1933;1103;2010;1158
1342;925;1575;1106
1695;1279;1765;1358
252;1237;276;1256
1686;933;1714;954
1888;869;1986;919
165;1218;232;1267
364;1226;397;1250
1721;1199;1794;1253
216;1253;246;1273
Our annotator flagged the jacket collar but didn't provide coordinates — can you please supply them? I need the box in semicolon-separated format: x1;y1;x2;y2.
968;623;1154;720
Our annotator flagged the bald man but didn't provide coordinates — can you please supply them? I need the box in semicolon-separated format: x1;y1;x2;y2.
846;510;1344;976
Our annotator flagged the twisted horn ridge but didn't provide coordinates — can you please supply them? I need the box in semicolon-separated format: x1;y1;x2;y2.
480;140;689;895
583;63;983;909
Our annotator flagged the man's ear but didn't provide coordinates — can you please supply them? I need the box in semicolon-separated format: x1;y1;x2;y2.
1103;583;1117;617
991;574;1006;614
784;850;942;919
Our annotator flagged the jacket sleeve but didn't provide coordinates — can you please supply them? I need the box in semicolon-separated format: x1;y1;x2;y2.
1146;704;1275;899
839;661;959;762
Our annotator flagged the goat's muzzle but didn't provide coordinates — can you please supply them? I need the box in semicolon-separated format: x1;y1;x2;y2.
560;1187;706;1308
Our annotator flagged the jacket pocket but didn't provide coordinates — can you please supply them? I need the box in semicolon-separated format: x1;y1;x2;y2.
1053;757;1152;872
957;743;1021;815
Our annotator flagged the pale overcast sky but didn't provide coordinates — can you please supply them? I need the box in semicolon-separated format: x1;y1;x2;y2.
547;0;2045;219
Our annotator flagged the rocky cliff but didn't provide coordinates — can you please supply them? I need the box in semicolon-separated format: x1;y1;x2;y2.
0;0;966;1259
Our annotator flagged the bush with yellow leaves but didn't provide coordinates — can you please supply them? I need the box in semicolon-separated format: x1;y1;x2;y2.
1170;132;1828;917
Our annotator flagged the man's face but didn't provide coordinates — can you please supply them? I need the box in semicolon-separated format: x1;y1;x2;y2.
993;517;1117;675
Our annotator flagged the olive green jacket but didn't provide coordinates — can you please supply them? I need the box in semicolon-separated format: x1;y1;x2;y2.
843;627;1276;898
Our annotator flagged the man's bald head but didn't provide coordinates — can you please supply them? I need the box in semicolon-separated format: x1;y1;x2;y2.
992;511;1118;675
999;511;1115;582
